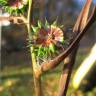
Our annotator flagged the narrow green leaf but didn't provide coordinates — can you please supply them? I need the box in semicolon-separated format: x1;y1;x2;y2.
60;25;64;28
38;20;42;28
31;26;38;33
37;45;42;57
49;44;55;53
52;18;58;26
45;19;50;28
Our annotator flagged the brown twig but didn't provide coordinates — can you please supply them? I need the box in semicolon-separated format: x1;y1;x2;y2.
58;0;93;96
58;48;78;96
0;16;21;21
0;15;27;24
27;0;43;96
73;0;92;32
40;6;96;74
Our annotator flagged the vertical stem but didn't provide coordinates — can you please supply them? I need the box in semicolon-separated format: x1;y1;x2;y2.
27;0;33;40
27;0;42;96
58;1;93;96
58;47;78;96
31;48;42;96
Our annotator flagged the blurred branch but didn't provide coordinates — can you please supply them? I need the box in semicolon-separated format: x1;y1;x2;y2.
73;44;96;89
73;0;92;32
58;48;78;96
58;0;93;96
0;15;27;24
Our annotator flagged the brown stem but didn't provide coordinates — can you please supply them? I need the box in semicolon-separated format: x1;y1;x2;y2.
31;50;43;96
40;6;96;73
34;77;42;96
0;16;22;21
58;0;93;96
73;0;92;32
58;47;78;96
0;16;27;24
27;1;43;96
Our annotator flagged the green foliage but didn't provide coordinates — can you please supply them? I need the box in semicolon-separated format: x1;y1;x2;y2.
31;26;39;33
45;19;50;28
38;20;42;28
0;0;28;15
30;20;64;58
0;0;7;5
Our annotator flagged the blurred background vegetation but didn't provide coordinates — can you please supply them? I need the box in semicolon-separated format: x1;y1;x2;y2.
0;0;96;96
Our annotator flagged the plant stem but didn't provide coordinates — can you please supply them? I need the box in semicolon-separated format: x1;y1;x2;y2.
40;6;96;72
58;48;78;96
27;0;33;40
31;48;42;96
27;0;42;96
58;1;94;95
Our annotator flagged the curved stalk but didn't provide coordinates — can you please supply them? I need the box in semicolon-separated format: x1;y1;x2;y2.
40;6;96;73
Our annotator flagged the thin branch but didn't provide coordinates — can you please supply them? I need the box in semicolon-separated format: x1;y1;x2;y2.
0;16;27;24
58;0;93;96
0;16;21;21
58;48;78;96
73;0;92;32
27;0;33;40
40;6;96;73
26;0;43;96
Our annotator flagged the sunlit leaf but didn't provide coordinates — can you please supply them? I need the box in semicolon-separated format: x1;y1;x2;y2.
49;44;55;53
45;19;50;28
38;20;42;28
31;26;39;33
